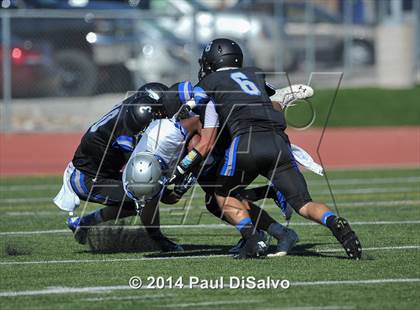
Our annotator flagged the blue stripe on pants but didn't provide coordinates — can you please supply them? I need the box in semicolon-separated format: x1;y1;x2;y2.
220;136;240;177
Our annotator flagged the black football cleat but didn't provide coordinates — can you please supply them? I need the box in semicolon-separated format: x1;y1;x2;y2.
330;217;362;260
234;233;268;259
228;230;266;254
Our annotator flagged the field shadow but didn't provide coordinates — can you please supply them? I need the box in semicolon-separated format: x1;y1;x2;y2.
78;227;232;255
75;227;363;260
287;242;370;260
144;244;233;258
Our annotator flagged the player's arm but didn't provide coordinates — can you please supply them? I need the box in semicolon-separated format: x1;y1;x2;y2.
272;101;283;112
168;100;219;184
263;82;284;112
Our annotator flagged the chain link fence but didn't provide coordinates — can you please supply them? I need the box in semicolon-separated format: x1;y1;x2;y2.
1;0;418;132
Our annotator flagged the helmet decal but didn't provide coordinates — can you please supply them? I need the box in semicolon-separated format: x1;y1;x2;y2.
198;38;243;79
205;41;213;52
144;88;160;100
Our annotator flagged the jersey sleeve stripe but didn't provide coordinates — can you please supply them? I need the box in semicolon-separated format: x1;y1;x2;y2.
118;144;134;152
115;135;134;152
193;86;209;106
178;81;193;104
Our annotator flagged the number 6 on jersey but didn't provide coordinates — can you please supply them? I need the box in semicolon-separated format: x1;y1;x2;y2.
230;72;261;96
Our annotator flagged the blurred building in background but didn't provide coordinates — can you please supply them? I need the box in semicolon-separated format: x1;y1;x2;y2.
0;0;418;132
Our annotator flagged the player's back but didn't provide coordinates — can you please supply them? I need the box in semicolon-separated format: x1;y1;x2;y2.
197;67;286;137
133;118;187;176
72;103;135;179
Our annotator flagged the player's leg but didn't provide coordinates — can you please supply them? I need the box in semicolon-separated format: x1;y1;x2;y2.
200;165;297;256
247;201;298;257
263;133;362;259
240;185;293;221
88;180;182;252
67;170;129;244
215;131;300;258
231;177;298;256
214;192;267;259
227;179;298;255
68;171;137;227
212;135;272;259
68;171;181;251
139;195;183;252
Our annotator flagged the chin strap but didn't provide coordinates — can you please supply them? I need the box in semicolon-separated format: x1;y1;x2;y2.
134;199;146;216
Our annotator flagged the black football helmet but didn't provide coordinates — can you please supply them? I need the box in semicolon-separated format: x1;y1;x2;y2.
122;82;169;133
198;38;243;80
137;82;169;119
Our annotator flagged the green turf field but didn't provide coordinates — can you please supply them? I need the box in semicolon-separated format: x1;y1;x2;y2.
0;168;419;309
286;87;420;127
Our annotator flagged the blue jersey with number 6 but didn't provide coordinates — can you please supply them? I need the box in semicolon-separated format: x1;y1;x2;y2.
195;67;286;138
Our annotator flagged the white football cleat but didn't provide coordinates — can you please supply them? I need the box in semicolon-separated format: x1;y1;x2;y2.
271;84;314;108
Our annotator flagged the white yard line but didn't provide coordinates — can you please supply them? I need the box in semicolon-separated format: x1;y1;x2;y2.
0;285;129;297
0;245;418;266
293;278;420;286
307;176;420;186
0;254;228;266
159;300;260;308
82;293;175;302
2;187;419;205
1;176;418;192
0;184;60;192
1;219;420;236
0;229;70;235
4;211;59;216
312;187;419;195
262;307;353;310
322;200;420;207
318;245;420;253
0;197;52;204
0;278;419;298
2;196;419;216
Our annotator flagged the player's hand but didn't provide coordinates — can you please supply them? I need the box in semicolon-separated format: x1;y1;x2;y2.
167;166;185;185
173;172;197;198
176;104;192;120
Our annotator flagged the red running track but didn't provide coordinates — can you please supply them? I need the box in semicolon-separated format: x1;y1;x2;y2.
1;127;419;176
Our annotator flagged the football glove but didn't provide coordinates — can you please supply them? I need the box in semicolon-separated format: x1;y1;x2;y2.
175;99;196;120
173;172;197;198
271;84;314;108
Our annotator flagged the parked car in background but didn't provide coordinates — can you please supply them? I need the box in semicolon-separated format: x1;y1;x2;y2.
144;0;297;71
0;34;59;97
3;0;138;96
233;0;375;66
128;20;193;86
